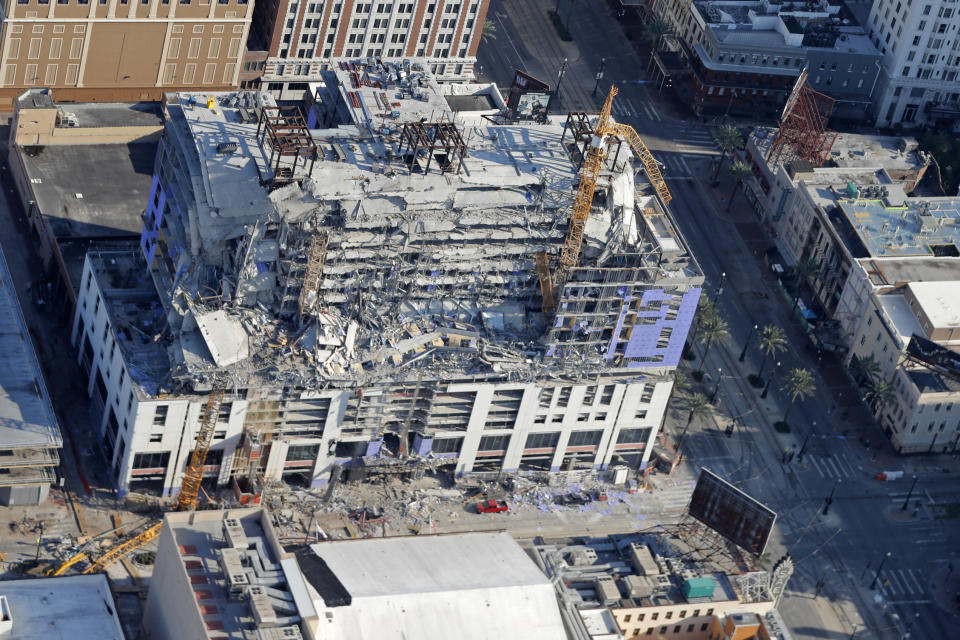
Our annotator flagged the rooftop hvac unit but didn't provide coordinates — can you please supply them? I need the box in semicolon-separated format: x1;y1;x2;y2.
219;548;249;599
593;576;620;606
247;586;278;627
257;628;304;640
257;627;304;640
566;547;598;567
224;518;249;550
628;543;660;576
654;574;672;593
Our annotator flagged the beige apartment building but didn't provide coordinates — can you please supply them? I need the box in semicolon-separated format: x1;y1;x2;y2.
0;0;254;106
244;0;489;99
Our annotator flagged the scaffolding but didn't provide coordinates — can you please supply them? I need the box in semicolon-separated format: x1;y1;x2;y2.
767;69;838;167
397;121;466;175
298;232;328;320
256;105;318;185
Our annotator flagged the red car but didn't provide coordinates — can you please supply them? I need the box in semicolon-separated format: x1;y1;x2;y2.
476;499;509;514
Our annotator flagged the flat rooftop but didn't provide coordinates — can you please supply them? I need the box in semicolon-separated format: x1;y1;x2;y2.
0;242;61;450
0;574;124;640
90;251;170;397
306;532;566;640
163;509;314;640
857;256;960;288
908;281;960;329
330;58;453;130
877;294;923;346
20;142;157;238
837;197;960;258
751;127;923;172
65;101;163;128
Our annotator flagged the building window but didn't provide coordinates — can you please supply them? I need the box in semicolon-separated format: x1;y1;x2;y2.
132;451;171;469
153;405;169;425
149;433;162;443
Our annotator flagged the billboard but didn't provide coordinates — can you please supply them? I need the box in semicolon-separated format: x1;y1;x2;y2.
515;92;550;121
507;70;551;123
687;468;777;555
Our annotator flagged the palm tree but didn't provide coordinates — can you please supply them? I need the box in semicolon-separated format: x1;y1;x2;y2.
672;392;711;472
780;368;816;424
481;19;497;44
687;295;717;346
864;378;895;414
712;124;744;181
726;160;753;211
756;325;788;376
697;314;730;372
672;369;691;395
644;17;674;53
849;354;881;387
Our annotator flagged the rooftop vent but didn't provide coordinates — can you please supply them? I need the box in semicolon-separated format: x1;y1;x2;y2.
217;142;238;154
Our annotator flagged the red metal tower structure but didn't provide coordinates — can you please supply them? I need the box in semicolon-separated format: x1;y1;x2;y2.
767;69;838;167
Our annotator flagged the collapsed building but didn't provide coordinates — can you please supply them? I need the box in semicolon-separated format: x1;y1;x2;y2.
71;59;703;498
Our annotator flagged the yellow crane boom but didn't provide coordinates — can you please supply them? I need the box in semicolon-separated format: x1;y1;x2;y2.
538;85;619;315
537;88;672;316
611;122;672;204
49;389;225;577
176;388;225;512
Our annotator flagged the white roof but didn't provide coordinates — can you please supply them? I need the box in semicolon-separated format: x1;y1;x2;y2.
908;281;960;329
877;294;922;345
307;532;567;640
0;574;125;640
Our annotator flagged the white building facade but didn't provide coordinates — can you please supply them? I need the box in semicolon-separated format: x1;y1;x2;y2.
867;0;960;127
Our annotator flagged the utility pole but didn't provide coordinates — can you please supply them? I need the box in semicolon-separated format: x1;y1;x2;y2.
869;551;892;590
797;421;815;463
593;58;606;97
739;324;758;362
547;57;569;118
710;367;723;404
902;474;918;511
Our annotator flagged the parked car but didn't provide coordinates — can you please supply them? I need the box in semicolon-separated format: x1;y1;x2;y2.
476;499;509;514
555;492;592;506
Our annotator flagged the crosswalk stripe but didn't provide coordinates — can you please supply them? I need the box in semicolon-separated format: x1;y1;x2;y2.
808;456;826;478
905;569;923;593
884;572;900;595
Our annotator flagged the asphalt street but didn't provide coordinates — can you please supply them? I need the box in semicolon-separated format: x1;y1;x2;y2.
477;1;960;638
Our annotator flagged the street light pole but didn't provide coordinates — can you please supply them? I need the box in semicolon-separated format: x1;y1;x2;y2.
869;551;892;590
547;57;569;118
797;423;814;463
823;478;840;515
761;361;781;399
739;323;759;362
710;367;723;404
716;271;727;297
902;475;918;511
593;57;606;97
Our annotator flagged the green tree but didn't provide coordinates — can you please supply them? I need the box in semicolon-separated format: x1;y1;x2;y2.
756;324;788;377
726;160;753;211
712;124;744;181
481;19;498;44
864;378;896;414
781;368;816;423
850;354;881;387
672;369;691;395
697;314;730;372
